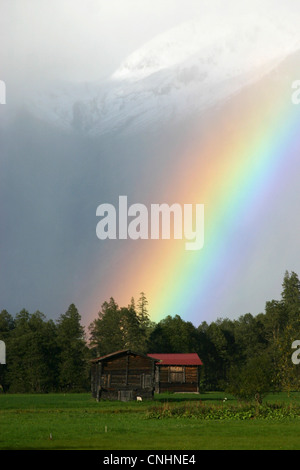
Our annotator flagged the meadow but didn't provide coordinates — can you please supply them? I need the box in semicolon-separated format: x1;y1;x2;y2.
0;392;300;450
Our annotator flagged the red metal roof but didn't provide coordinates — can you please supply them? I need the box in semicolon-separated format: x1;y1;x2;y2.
147;353;203;366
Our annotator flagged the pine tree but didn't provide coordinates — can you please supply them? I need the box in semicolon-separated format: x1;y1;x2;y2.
276;271;300;393
7;310;59;392
56;304;89;391
0;310;14;391
89;298;124;356
281;270;300;330
136;292;154;352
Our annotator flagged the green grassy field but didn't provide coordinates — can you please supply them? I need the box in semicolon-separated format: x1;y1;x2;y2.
0;392;300;450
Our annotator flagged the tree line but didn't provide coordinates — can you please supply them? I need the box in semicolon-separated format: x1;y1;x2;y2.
0;271;300;399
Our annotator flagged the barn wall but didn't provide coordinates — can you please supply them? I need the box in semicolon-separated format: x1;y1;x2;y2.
154;365;200;393
91;352;156;401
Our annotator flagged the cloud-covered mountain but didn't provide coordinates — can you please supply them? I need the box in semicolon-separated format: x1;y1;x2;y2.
20;14;300;136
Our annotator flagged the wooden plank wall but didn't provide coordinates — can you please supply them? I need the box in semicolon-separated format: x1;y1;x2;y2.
91;353;156;401
92;353;201;398
155;365;200;393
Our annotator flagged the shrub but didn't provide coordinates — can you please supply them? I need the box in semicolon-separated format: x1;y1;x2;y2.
226;355;273;403
145;401;300;420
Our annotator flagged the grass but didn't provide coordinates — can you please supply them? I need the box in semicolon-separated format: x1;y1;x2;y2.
0;392;300;450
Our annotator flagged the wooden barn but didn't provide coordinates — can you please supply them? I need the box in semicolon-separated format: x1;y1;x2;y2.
147;353;203;393
91;349;158;401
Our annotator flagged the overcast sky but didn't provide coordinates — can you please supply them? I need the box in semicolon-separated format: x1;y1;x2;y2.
0;0;206;84
1;0;300;324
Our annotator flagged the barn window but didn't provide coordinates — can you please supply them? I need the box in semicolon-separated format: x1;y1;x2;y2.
169;366;184;383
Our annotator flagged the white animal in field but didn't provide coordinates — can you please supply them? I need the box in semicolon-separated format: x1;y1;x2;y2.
136;396;142;402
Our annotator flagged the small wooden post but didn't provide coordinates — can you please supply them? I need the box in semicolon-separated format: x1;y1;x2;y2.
125;355;129;386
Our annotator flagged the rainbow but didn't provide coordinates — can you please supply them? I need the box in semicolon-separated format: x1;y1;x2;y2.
83;58;300;327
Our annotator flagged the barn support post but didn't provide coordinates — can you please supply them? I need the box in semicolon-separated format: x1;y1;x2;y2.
126;354;129;386
154;365;160;393
152;360;157;394
91;366;95;397
96;362;102;402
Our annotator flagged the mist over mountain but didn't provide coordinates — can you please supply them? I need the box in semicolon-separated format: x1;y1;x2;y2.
5;13;300;137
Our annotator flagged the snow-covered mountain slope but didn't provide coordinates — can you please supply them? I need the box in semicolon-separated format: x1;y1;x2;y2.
20;14;300;135
112;14;298;83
